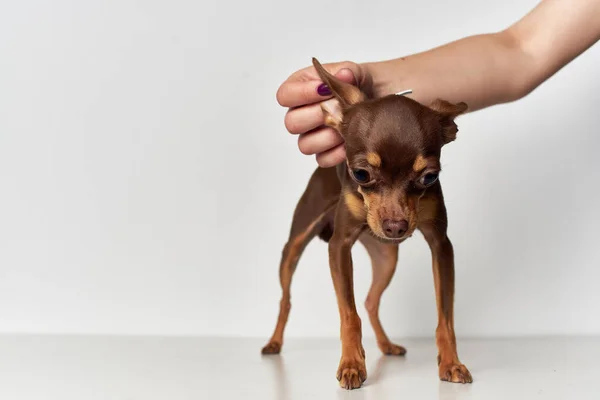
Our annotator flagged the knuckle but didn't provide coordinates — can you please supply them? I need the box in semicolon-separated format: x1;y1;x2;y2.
301;84;314;102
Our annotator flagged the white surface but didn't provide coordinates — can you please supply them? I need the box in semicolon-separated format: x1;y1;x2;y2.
0;335;598;400
1;0;600;337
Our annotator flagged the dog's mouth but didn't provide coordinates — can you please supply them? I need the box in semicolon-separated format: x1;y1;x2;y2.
368;229;414;244
375;235;412;244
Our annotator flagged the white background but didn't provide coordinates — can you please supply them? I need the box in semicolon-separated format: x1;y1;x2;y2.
0;0;599;338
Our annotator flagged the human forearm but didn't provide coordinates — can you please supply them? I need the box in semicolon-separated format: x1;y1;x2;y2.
363;31;531;112
363;0;600;113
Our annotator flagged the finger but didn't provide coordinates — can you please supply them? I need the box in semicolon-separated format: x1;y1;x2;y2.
284;103;326;134
334;68;357;86
316;144;346;168
276;68;356;108
298;127;344;155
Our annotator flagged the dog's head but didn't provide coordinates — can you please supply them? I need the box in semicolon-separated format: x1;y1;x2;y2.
312;58;467;242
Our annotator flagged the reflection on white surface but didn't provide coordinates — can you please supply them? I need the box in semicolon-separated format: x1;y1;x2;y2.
0;336;597;400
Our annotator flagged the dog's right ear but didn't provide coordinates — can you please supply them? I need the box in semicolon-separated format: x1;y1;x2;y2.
312;58;366;133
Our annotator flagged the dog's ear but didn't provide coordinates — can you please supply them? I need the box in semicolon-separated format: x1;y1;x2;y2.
312;58;366;133
429;99;468;144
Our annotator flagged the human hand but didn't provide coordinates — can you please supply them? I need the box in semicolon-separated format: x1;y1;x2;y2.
276;61;373;167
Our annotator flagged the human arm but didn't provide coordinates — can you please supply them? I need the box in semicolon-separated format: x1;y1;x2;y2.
277;0;600;167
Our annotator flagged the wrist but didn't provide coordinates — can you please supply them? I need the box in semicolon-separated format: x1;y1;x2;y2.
360;58;407;99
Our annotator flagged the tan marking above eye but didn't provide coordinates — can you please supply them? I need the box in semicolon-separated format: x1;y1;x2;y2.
366;152;382;168
413;155;428;171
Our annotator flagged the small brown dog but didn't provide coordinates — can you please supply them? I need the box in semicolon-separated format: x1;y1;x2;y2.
262;58;472;389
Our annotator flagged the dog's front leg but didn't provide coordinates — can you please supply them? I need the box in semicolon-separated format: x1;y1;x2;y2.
420;222;472;384
328;207;366;390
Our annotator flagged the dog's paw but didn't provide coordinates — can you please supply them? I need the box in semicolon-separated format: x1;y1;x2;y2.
261;341;281;355
378;341;406;356
439;362;472;383
337;358;367;390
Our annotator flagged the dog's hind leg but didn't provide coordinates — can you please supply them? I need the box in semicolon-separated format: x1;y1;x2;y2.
359;233;406;356
261;167;340;355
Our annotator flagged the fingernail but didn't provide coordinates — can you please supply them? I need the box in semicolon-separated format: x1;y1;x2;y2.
317;83;331;96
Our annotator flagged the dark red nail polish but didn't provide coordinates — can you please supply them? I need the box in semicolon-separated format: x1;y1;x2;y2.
317;83;331;96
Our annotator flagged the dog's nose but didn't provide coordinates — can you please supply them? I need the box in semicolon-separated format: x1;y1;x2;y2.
382;219;408;238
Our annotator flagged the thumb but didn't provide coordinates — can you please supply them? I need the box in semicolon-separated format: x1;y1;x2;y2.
334;68;358;86
333;64;372;97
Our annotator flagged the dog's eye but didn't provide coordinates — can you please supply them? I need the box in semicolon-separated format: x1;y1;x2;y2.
352;169;371;184
419;172;439;187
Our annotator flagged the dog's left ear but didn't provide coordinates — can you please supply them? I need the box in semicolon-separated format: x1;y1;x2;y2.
312;58;366;134
429;99;468;144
